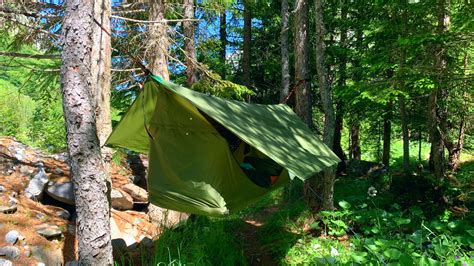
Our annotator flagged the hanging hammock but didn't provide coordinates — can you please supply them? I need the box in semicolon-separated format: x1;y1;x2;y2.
106;75;339;216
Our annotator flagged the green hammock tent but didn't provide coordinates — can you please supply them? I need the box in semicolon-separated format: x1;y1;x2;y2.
106;75;340;216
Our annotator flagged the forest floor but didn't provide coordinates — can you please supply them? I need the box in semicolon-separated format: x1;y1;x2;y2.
144;157;474;265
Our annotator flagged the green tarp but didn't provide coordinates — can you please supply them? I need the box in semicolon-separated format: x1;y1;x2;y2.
106;75;340;216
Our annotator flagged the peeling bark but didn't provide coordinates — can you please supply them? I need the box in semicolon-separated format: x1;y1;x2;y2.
61;0;112;264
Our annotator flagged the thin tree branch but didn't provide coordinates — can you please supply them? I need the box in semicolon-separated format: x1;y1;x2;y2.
111;68;141;72
0;52;60;59
0;7;61;19
111;15;200;24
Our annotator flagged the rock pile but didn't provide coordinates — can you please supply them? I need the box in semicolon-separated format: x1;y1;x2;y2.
0;136;187;264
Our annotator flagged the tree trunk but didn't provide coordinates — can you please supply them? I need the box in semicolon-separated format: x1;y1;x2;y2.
313;0;336;211
183;0;197;87
428;0;450;178
61;0;112;264
349;27;363;161
349;121;361;160
400;97;410;170
280;0;290;101
446;118;465;171
333;2;348;173
399;3;410;172
243;0;251;87
294;0;312;126
219;11;226;78
334;102;346;173
148;0;169;80
382;102;392;167
91;0;113;163
146;0;188;227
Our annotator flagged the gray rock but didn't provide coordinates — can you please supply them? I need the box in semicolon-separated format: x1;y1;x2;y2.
0;259;12;266
7;196;17;207
5;230;19;244
122;183;149;203
24;246;30;257
36;213;46;221
54;208;70;220
147;204;189;228
0;246;20;260
111;189;134;210
19;165;34;176
46;181;74;205
0;205;16;214
32;245;63;266
65;261;79;266
0;185;5;192
24;166;49;201
35;224;62;239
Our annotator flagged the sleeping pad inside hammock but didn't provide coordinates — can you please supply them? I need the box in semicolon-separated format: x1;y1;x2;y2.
106;75;340;216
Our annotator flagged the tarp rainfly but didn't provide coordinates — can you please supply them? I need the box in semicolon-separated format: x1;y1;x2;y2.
106;75;340;216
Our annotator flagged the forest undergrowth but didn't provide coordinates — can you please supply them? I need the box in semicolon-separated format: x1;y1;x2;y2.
115;155;474;266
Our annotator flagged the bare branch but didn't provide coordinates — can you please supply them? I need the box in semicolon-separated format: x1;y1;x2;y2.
0;6;61;19
112;9;146;15
111;68;142;72
111;15;200;24
0;51;60;59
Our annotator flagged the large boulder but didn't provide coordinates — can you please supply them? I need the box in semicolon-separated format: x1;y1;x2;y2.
111;188;134;210
0;246;20;260
35;224;63;239
147;204;189;229
31;245;63;266
24;164;49;201
110;209;158;250
46;181;74;205
121;183;148;203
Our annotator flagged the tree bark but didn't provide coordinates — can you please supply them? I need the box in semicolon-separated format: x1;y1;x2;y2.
294;0;312;126
313;0;336;211
219;11;226;78
148;0;169;80
280;0;290;101
243;0;251;87
91;0;113;163
399;3;410;172
382;102;392;167
349;121;361;160
61;0;112;264
400;97;410;170
334;102;345;173
333;2;348;173
428;0;450;178
446;118;465;171
349;27;363;161
183;0;197;87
